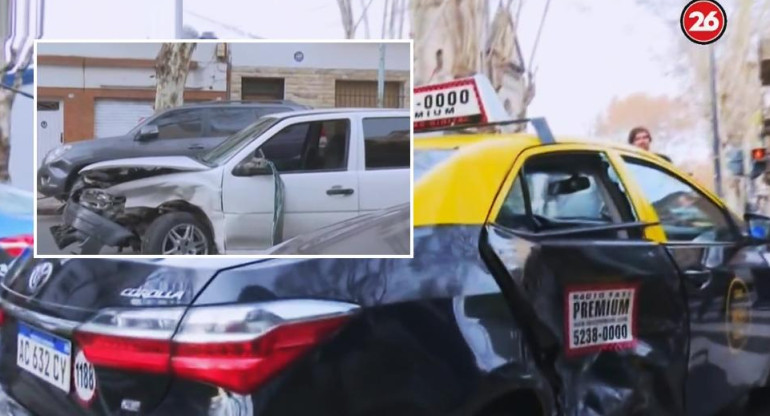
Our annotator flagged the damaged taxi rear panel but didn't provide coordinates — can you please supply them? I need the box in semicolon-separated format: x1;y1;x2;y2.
481;226;688;415
411;75;719;415
414;135;689;415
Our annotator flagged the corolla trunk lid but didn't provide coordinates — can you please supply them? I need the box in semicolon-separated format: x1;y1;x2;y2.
0;256;265;416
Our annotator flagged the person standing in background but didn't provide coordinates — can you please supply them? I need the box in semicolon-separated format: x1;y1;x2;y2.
628;126;672;163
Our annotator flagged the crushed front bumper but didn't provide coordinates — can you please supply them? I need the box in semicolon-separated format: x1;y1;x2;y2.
50;202;134;251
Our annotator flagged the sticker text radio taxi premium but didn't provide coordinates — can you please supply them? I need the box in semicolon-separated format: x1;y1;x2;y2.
565;284;638;356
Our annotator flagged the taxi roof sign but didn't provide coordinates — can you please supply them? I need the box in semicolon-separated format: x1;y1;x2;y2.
413;74;554;144
414;74;507;131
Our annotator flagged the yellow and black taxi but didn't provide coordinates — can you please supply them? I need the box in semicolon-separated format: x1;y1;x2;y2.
2;75;770;416
414;74;770;415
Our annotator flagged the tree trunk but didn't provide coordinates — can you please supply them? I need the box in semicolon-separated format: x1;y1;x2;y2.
486;2;532;127
0;73;21;183
337;0;355;39
154;43;197;113
411;0;533;126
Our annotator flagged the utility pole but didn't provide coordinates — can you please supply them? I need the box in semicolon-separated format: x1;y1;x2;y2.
377;43;385;108
0;0;9;68
175;0;184;39
709;45;723;197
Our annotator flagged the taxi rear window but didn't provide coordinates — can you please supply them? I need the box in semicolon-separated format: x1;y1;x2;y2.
495;151;639;239
415;149;457;181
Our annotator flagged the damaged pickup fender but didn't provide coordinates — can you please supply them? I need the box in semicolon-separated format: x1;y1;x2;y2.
51;155;285;254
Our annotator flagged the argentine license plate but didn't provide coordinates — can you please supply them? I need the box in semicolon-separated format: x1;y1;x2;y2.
17;323;72;393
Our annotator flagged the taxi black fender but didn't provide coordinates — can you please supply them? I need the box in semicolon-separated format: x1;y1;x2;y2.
480;223;689;415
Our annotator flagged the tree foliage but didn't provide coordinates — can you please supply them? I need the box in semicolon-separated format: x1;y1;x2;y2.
594;93;696;146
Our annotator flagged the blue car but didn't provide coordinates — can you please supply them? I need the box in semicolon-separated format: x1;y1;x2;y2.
0;184;33;274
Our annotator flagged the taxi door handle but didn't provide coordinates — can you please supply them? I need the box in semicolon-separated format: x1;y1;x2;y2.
684;269;712;286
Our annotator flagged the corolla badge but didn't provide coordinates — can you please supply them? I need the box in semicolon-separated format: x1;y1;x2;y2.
28;262;54;293
120;287;185;301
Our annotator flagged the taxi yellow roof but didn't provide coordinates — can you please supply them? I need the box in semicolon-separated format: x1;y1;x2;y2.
414;132;675;227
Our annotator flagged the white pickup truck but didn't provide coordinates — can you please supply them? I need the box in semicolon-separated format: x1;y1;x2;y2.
50;108;411;255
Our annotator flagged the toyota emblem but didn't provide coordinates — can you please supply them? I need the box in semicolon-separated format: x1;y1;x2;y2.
28;262;53;293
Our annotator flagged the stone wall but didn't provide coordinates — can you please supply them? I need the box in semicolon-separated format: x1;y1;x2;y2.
230;66;410;109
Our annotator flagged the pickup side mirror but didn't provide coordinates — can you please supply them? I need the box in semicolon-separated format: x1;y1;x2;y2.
137;125;159;141
232;155;272;177
744;212;770;241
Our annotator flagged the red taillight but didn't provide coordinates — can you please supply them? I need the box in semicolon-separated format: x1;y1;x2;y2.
74;332;171;373
0;235;33;257
0;308;6;326
171;315;351;394
74;301;358;394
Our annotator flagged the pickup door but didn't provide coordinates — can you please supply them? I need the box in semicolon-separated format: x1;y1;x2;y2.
221;114;360;251
356;115;411;213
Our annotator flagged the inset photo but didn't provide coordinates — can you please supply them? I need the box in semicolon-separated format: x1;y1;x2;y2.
34;40;412;257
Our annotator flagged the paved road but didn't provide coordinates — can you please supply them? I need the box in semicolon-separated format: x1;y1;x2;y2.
36;215;120;255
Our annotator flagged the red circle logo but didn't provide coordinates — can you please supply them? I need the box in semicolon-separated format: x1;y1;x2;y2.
680;0;727;45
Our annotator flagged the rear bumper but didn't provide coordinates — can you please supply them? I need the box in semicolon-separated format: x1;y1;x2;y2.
0;386;33;416
51;202;133;250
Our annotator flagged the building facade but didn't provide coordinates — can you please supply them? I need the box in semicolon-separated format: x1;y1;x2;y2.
36;42;410;154
228;43;410;109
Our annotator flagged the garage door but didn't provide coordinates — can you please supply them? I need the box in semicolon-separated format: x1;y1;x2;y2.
94;99;155;138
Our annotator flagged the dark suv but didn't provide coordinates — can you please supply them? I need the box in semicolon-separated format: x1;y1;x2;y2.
37;100;310;201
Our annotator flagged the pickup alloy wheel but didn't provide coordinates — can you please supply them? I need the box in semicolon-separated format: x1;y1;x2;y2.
142;212;212;255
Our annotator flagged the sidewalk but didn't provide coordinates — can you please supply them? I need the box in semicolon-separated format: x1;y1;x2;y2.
37;196;62;216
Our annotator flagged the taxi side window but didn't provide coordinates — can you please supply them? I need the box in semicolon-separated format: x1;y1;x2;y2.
496;152;639;238
622;157;736;242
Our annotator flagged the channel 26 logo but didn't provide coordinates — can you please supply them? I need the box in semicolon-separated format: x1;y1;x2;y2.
680;0;727;45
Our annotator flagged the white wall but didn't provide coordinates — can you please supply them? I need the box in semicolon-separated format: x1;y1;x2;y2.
36;43;227;91
37;43;218;62
10;83;34;192
228;42;411;71
43;0;177;39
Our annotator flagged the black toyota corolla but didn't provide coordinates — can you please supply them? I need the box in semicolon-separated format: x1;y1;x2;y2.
0;247;546;416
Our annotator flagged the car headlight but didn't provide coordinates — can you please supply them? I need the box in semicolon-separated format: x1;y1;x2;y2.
43;145;72;164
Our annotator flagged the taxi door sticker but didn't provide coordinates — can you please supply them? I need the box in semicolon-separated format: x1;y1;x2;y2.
726;277;751;352
564;283;639;357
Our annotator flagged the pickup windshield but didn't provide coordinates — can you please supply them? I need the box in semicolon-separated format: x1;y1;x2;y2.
197;117;279;166
414;149;458;181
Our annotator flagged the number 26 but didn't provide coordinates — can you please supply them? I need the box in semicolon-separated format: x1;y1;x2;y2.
689;11;719;32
